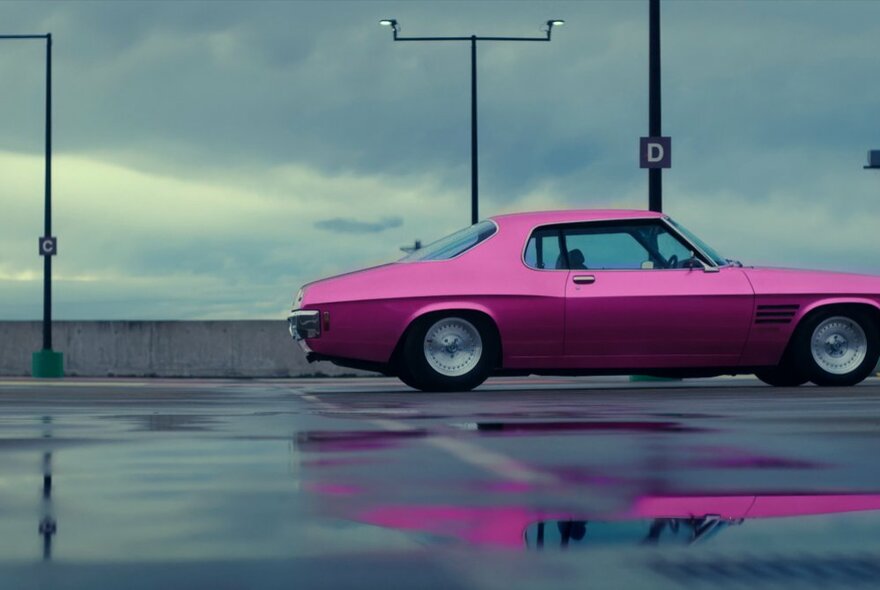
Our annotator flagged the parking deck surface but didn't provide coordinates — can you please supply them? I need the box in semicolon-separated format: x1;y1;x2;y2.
2;376;880;589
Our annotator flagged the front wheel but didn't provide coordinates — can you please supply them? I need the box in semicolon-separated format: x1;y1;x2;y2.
792;310;879;387
400;314;496;392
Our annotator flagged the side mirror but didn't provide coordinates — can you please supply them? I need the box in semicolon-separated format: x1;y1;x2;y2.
683;252;719;273
699;258;720;273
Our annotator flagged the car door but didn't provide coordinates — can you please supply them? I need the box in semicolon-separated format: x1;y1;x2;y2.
561;220;754;369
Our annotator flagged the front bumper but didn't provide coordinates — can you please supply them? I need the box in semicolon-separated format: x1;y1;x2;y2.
288;310;321;342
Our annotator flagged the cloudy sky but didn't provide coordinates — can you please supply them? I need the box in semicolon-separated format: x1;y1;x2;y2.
1;0;879;319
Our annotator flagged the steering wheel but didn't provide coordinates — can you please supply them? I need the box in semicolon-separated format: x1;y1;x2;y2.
666;254;679;269
682;256;703;269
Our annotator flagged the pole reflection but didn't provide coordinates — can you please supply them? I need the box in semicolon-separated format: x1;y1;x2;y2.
39;416;56;561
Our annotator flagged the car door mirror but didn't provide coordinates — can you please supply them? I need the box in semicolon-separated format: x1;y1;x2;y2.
683;253;719;273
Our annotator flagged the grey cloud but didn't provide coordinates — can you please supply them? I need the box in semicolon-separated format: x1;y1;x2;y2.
1;0;878;203
314;216;403;234
2;1;880;320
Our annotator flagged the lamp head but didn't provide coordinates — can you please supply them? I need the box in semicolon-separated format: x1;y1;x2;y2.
379;19;398;27
547;19;565;28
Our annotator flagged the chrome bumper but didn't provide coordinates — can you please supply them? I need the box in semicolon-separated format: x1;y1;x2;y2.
288;310;321;341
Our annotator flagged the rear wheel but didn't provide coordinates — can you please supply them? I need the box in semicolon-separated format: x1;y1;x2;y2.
792;310;879;387
400;314;496;392
755;367;808;387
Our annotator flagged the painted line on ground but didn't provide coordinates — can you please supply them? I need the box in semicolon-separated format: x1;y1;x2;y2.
293;389;556;485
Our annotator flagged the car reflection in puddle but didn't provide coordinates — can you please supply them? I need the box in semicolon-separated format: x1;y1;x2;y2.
464;421;705;434
525;517;736;549
350;493;880;551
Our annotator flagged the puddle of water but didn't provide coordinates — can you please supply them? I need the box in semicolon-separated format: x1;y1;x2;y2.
296;429;428;452
457;420;706;434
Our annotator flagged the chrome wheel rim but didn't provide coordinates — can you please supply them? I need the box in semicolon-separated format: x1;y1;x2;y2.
423;317;483;377
810;316;867;375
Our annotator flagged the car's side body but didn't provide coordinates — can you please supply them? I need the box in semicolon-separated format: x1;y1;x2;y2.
291;209;880;378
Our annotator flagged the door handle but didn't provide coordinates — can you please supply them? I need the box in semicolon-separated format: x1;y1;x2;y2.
572;275;596;285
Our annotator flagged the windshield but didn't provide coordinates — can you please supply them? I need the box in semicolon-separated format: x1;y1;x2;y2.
400;221;497;262
665;218;728;266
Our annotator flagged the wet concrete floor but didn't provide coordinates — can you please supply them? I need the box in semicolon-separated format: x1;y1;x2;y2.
2;376;880;589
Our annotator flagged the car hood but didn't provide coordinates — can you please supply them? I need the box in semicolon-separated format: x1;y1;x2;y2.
742;266;880;296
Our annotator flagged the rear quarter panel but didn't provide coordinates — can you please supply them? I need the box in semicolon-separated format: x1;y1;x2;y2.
302;218;568;365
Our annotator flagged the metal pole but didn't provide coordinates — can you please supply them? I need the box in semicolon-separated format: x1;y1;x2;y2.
0;33;62;376
43;34;52;351
470;36;478;225
384;21;561;225
648;0;662;213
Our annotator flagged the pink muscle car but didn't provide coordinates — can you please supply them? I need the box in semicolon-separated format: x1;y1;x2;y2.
288;209;880;391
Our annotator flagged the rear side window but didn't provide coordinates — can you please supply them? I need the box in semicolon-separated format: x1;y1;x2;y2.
524;228;564;269
401;220;497;262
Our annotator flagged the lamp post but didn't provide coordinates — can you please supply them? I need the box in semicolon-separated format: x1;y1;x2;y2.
867;150;880;377
380;19;565;225
648;0;662;212
0;33;61;377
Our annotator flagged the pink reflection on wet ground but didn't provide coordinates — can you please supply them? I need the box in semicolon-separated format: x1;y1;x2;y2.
679;445;828;470
359;505;568;548
304;482;363;496
350;494;880;548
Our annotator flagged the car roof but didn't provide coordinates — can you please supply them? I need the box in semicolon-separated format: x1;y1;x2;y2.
489;209;665;226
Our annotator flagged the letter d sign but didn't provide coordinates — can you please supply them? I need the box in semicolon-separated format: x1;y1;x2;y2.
640;136;671;169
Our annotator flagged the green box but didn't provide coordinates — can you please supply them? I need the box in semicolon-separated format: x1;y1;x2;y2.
32;350;64;378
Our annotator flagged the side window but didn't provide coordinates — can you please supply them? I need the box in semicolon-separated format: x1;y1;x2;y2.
656;231;694;265
528;220;703;270
562;228;650;270
524;228;564;270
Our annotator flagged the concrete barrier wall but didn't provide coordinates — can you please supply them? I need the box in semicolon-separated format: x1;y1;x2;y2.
2;321;878;378
0;321;370;378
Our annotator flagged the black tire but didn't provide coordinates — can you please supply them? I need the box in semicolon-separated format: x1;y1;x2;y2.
400;313;497;392
395;362;421;390
790;308;879;387
754;367;808;387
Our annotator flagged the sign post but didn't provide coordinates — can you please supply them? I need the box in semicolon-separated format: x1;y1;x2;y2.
0;33;62;377
646;0;664;212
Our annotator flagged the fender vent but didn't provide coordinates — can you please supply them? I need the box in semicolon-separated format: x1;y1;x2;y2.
755;304;799;324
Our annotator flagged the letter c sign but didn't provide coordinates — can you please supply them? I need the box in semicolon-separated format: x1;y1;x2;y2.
640;136;671;169
39;237;57;256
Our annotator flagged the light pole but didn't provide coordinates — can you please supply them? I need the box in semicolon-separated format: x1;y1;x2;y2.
639;0;670;212
380;19;565;225
648;0;662;212
867;151;880;377
0;33;61;377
